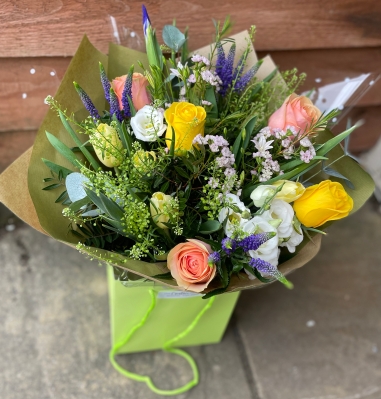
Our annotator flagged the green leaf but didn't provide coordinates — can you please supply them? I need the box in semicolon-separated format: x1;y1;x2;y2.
45;131;82;169
202;286;228;299
204;86;218;119
316;126;357;157
58;110;100;170
55;190;68;203
232;130;243;161
174;165;189;179
235;115;257;166
162;25;186;52
169;127;176;158
69;196;91;212
117;120;133;155
42;183;62;191
42;158;73;178
281;156;328;172
85;189;124;221
199;220;222;234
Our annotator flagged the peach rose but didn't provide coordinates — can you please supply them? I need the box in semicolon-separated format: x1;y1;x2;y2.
268;93;322;134
111;72;151;111
167;239;217;292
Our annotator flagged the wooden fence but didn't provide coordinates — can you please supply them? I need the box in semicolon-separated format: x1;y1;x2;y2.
0;0;380;171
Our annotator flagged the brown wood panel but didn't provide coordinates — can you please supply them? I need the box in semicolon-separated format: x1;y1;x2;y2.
1;0;381;57
0;57;70;132
0;106;379;171
0;130;36;172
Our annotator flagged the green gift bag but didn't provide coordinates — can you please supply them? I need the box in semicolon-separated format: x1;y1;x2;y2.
107;266;240;395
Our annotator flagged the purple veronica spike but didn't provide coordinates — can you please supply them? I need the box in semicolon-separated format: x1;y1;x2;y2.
109;88;123;122
234;61;262;93
232;53;245;83
99;62;111;103
73;82;100;119
142;5;151;37
249;257;293;288
221;237;237;255
121;73;133;117
238;232;276;252
215;42;236;96
208;251;221;266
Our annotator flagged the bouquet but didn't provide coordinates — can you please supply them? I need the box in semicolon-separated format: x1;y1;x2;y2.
0;6;374;299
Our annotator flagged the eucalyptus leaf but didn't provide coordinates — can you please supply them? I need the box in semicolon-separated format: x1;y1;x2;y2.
162;25;186;52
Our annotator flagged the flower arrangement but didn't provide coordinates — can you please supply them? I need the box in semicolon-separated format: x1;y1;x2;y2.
20;6;373;298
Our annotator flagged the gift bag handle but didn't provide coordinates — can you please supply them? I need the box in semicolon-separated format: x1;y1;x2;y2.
109;289;216;396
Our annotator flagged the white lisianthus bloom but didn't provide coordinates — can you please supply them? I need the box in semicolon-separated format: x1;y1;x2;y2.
131;105;167;142
218;194;250;237
250;185;276;207
262;199;294;238
242;216;279;267
280;228;304;253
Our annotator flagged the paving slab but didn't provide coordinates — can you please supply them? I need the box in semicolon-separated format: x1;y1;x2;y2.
0;226;254;399
235;200;381;399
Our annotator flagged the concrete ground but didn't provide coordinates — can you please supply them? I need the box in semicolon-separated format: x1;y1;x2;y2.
0;200;380;399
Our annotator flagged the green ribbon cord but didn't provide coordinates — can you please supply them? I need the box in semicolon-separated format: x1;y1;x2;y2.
109;290;216;396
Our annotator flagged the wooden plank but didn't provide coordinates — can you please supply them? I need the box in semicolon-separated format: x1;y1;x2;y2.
0;57;70;132
0;130;36;172
0;106;379;171
1;0;381;57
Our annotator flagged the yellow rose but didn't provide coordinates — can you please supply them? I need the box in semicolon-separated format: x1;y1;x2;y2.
150;192;172;229
91;124;124;168
164;102;206;152
272;180;305;203
293;180;353;228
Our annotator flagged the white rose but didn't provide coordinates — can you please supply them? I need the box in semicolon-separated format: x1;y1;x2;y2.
280;228;303;253
250;185;276;207
131;105;167;142
262;199;294;238
218;194;250;237
242;216;279;267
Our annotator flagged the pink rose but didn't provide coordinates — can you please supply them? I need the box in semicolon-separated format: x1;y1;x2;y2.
167;239;217;293
268;93;322;134
111;72;151;112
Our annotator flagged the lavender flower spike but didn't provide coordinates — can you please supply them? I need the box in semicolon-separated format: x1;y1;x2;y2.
121;66;134;117
249;257;293;289
234;60;263;93
99;62;111;103
142;5;151;37
238;232;276;252
73;82;100;119
109;87;123;122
